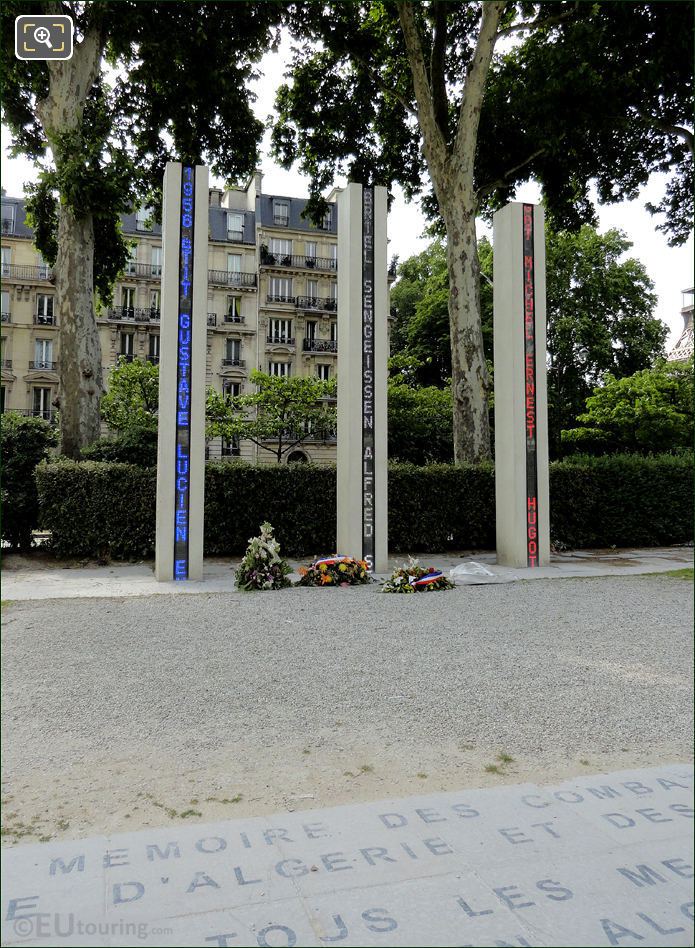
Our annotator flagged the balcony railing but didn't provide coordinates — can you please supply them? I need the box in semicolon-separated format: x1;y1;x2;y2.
1;312;11;323
147;355;160;365
266;335;295;346
260;250;337;272
1;219;15;235
1;359;12;369
227;230;244;242
2;264;54;282
303;338;338;354
122;262;162;279
33;313;56;326
266;294;295;306
223;313;245;324
117;353;135;363
295;296;337;312
108;307;160;322
29;360;58;371
222;358;246;368
208;269;256;287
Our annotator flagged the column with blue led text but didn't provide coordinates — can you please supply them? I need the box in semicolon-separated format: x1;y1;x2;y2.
155;163;208;581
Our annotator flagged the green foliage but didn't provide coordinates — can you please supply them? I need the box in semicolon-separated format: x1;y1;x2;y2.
550;453;693;548
0;414;58;550
81;428;158;467
35;454;693;560
206;370;337;463
567;359;694;454
388;382;453;464
100;358;160;433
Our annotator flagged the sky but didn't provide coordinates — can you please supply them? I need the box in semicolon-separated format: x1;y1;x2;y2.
2;39;692;348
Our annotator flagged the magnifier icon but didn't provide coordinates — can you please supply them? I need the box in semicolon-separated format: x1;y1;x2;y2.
34;26;53;48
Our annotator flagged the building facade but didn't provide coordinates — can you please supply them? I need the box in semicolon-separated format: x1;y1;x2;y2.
667;287;694;363
1;174;389;464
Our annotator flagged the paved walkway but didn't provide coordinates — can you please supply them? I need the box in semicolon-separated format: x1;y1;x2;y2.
1;764;693;947
2;547;691;600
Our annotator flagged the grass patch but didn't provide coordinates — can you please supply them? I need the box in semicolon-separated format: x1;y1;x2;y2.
416;772;428;779
580;759;590;766
496;752;514;764
179;809;202;819
648;567;693;579
358;764;374;774
484;764;501;775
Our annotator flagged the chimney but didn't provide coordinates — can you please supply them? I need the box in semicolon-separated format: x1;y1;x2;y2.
209;188;223;207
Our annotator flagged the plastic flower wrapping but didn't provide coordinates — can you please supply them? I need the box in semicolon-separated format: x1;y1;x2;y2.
296;554;372;587
235;522;293;591
381;556;455;593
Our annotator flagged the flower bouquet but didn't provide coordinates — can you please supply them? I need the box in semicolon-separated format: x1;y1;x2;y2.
381;556;455;593
235;522;293;591
296;554;372;587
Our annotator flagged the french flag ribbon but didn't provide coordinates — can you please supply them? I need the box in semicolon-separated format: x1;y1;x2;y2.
313;555;352;567
410;571;443;588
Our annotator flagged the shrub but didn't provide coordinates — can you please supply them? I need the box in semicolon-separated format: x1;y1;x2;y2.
1;414;58;550
81;428;158;466
34;453;692;560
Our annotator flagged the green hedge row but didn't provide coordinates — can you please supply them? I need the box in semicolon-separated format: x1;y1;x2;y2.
34;453;693;559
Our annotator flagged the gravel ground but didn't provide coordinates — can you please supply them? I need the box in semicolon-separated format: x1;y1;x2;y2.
1;575;692;844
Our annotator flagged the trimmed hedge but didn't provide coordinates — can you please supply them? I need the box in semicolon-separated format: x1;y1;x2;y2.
35;453;693;560
1;414;58;551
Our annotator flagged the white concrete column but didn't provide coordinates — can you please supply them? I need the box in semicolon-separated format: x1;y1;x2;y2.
336;184;388;572
155;163;208;581
493;202;549;567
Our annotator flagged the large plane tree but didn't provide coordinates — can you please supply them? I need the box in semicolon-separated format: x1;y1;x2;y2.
2;1;281;456
272;1;693;463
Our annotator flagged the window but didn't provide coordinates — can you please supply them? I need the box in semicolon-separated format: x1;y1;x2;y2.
150;289;161;314
1;335;7;367
36;254;50;279
329;243;337;269
305;319;317;341
269;361;290;377
330;321;338;343
271;238;292;259
0;386;5;413
124;246;138;275
148;334;160;363
2;289;11;320
269;277;292;301
307;279;318;301
2;247;11;276
34;339;53;369
268;318;292;343
221;435;241;458
305;241;317;264
120;332;135;360
223;380;241;399
321;207;333;230
226;296;242;321
227;212;244;241
36;295;55;324
151;246;162;277
1;204;15;235
316;363;331;381
33;387;52;420
273;201;289;227
226;254;243;284
225;338;242;364
121;286;136;310
136;206;153;231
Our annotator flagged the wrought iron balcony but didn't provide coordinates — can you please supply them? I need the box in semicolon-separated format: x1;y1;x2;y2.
208;269;256;287
6;408;58;424
295;296;337;312
222;358;246;368
33;313;56;326
1;312;11;323
266;334;295;346
3;264;54;281
29;360;58;371
266;294;295;306
303;338;338;353
223;313;245;324
122;262;162;279
1;359;12;369
260;250;337;272
108;307;160;322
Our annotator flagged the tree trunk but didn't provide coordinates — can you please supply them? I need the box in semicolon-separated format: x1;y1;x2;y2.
35;13;104;457
443;199;491;463
56;205;102;456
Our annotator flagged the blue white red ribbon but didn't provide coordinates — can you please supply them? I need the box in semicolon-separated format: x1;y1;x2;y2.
409;571;443;588
313;555;352;567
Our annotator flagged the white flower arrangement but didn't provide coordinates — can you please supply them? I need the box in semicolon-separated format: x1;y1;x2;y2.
235;522;293;591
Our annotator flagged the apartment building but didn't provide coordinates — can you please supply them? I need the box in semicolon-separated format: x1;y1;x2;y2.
1;174;390;464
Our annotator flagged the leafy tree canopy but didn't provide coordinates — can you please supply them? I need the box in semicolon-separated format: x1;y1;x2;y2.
100;357;160;432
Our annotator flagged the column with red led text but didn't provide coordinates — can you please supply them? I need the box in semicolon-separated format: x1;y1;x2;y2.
492;202;549;568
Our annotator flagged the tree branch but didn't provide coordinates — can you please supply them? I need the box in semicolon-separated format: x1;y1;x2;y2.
496;4;581;39
429;1;448;139
635;109;694;157
342;48;418;120
476;147;545;199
